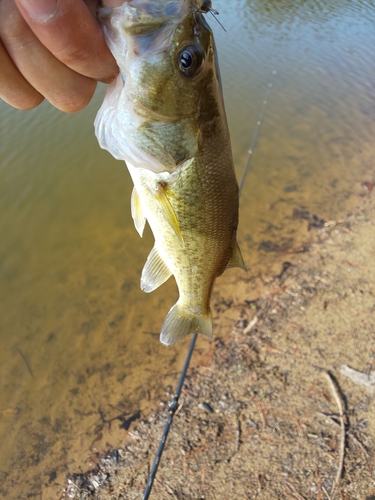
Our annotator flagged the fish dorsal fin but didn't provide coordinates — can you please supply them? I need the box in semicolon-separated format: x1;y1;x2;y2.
141;246;172;293
154;183;184;245
131;187;146;237
227;241;247;271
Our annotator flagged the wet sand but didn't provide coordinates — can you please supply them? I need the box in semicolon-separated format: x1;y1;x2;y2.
60;181;375;499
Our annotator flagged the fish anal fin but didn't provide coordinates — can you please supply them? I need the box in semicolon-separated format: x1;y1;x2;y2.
154;182;184;245
141;246;172;293
160;302;212;346
227;241;247;271
131;187;146;237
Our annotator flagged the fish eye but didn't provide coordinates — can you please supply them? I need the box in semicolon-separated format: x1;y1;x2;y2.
177;45;204;77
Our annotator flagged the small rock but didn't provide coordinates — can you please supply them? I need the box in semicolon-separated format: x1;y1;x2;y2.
198;402;214;413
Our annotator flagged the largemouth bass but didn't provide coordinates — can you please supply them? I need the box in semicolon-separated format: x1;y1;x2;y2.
95;0;245;345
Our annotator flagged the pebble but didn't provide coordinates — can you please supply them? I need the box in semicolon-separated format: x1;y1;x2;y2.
198;402;214;413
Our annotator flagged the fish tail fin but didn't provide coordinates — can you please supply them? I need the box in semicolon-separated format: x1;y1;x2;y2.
160;301;212;346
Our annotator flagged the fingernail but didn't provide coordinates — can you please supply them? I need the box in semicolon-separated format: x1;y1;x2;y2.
18;0;59;22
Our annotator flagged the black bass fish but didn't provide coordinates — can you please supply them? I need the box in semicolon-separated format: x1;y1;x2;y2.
95;0;245;345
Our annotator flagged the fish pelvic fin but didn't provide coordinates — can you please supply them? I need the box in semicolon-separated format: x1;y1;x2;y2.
153;182;184;245
226;240;247;271
141;246;172;293
131;187;146;237
160;301;212;346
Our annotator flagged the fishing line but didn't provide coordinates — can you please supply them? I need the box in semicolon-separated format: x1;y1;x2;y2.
142;53;276;500
143;333;197;500
239;69;277;195
209;10;227;32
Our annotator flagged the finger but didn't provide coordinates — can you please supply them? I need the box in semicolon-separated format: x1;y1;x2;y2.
15;0;119;83
0;40;43;109
0;0;97;112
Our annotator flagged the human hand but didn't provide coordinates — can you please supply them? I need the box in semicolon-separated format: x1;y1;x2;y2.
0;0;121;112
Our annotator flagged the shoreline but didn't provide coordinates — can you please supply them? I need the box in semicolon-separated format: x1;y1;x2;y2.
62;184;375;499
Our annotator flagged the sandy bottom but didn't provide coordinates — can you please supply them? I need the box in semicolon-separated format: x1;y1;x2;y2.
62;185;375;500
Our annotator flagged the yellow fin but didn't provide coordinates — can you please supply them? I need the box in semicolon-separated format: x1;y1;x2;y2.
131;187;146;237
154;183;183;245
141;246;172;293
227;241;247;271
160;301;212;346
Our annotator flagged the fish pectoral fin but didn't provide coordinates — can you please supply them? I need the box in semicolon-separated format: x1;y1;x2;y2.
160;301;212;346
131;187;146;237
154;184;184;245
141;246;172;293
226;241;247;271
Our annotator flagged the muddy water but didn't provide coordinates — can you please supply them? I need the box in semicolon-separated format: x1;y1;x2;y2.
0;1;374;498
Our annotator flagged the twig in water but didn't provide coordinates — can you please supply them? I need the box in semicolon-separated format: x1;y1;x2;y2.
324;372;347;495
15;347;34;378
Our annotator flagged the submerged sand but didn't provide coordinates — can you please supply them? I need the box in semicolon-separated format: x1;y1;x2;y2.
61;185;375;499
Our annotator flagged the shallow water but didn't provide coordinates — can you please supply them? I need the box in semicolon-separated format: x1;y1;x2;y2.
0;1;374;497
